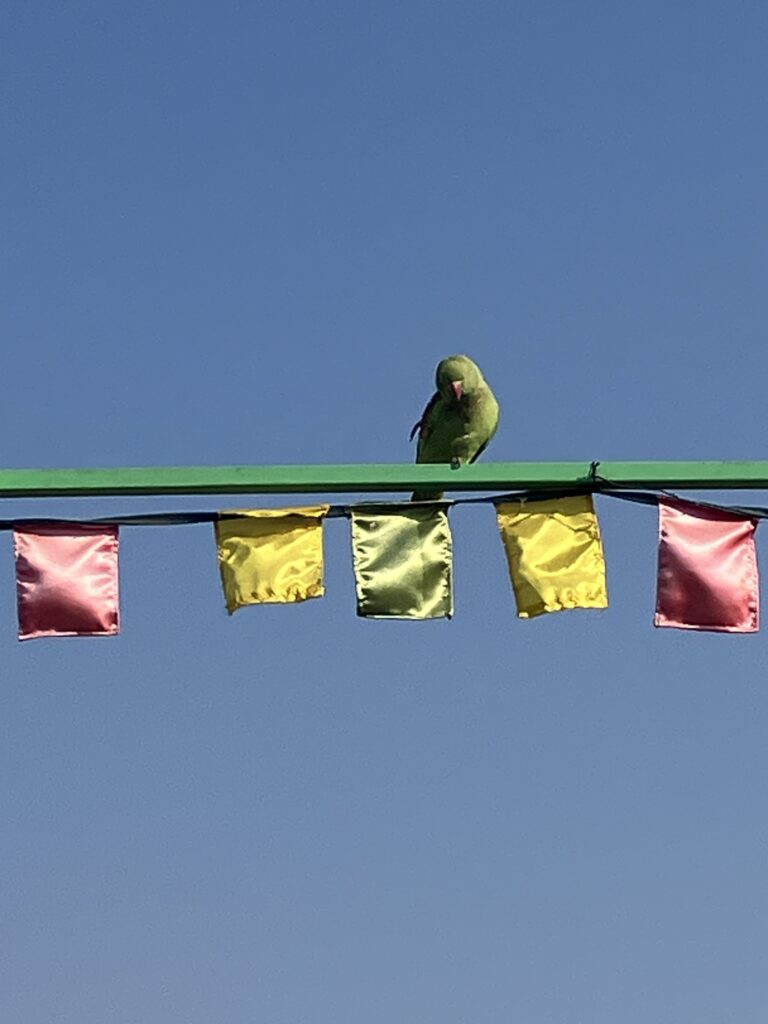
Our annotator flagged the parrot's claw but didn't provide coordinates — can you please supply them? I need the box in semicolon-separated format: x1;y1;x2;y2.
450;457;462;470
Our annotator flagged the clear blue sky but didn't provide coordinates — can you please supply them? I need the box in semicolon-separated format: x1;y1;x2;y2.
2;2;768;1021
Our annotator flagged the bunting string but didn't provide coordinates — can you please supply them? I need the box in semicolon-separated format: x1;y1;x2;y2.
5;485;768;527
1;480;767;639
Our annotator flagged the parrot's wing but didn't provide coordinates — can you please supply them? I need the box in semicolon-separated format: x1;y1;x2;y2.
469;439;490;463
409;392;439;442
467;387;501;461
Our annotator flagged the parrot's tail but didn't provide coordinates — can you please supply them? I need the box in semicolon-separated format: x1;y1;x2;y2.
410;491;444;502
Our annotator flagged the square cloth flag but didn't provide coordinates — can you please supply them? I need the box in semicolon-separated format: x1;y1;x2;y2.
495;495;608;618
655;498;759;632
216;506;330;613
14;523;120;640
350;504;453;619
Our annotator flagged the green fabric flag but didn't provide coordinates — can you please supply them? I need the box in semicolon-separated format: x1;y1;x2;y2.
350;504;454;619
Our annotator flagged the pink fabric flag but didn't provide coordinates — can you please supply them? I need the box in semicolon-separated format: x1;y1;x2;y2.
655;498;759;632
15;524;120;640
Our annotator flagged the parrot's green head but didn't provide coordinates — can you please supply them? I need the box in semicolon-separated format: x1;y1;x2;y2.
435;354;484;404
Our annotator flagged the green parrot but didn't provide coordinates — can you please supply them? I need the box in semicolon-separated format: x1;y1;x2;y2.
410;354;500;500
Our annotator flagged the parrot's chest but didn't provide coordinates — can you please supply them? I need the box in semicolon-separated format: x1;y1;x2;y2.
445;399;473;426
426;401;473;442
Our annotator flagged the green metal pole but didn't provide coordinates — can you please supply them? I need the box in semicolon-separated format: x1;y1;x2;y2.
0;462;765;498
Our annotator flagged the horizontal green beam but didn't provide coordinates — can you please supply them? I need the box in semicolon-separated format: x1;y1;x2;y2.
0;462;765;498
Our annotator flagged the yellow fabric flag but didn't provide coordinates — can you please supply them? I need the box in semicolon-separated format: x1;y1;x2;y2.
350;505;453;619
495;495;608;618
216;506;330;613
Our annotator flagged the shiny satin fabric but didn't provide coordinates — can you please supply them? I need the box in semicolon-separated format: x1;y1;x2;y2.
351;505;453;619
216;506;330;612
495;495;608;618
15;523;120;640
655;498;759;632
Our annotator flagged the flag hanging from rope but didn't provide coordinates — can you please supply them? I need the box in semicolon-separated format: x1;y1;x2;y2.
14;523;120;640
215;506;330;613
350;505;453;619
495;495;608;618
655;498;759;632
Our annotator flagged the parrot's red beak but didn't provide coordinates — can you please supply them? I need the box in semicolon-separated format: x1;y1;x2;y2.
451;380;464;401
